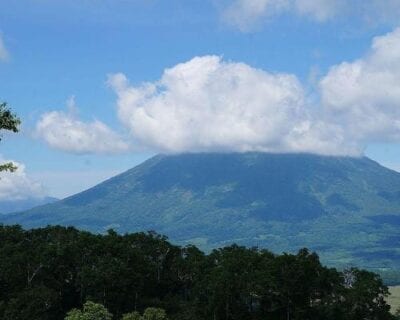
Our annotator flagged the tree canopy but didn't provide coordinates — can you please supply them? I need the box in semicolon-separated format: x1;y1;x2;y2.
0;225;395;320
65;301;113;320
0;102;20;172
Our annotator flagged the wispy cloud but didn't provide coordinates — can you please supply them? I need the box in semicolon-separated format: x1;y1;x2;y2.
0;34;9;62
221;0;400;32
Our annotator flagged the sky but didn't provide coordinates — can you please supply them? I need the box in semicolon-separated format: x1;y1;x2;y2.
1;0;400;199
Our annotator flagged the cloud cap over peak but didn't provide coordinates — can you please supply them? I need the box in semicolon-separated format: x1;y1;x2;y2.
108;55;357;156
35;28;400;158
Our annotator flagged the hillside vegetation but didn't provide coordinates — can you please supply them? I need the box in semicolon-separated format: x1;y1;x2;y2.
0;196;57;214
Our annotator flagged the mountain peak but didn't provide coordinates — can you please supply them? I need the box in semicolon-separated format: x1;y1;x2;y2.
2;152;400;270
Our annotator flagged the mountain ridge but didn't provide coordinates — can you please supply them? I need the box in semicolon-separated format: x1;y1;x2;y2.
2;152;400;271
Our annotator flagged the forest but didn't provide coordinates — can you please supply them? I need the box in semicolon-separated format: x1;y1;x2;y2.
0;224;397;320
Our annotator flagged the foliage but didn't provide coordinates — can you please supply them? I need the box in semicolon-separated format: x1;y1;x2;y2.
0;102;20;134
0;225;395;320
65;301;112;320
121;308;167;320
122;311;141;320
0;102;20;172
142;308;167;320
0;162;18;172
3;285;61;320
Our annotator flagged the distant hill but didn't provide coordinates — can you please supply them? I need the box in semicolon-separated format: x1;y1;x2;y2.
0;196;58;214
2;153;400;271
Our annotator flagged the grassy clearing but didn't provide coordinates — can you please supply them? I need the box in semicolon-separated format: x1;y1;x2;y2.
388;286;400;314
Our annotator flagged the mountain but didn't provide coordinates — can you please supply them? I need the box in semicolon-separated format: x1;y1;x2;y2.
2;153;400;272
0;196;58;214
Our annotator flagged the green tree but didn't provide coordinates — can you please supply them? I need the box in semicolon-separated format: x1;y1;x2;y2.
3;285;62;320
0;102;20;172
142;307;168;320
342;268;393;320
65;301;112;320
122;311;142;320
0;225;397;320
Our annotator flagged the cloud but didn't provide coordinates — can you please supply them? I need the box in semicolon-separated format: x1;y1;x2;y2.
294;0;344;21
221;0;400;31
108;56;355;156
0;158;46;201
360;1;400;26
320;27;400;143
222;0;290;32
32;28;400;157
0;34;9;62
106;27;400;156
36;98;130;154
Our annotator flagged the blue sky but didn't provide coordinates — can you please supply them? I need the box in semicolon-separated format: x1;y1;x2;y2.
1;0;400;199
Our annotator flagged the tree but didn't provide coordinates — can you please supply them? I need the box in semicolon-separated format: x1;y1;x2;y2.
341;268;393;320
1;225;396;320
3;285;62;320
122;308;167;320
142;307;168;320
122;311;142;320
65;301;112;320
0;102;20;172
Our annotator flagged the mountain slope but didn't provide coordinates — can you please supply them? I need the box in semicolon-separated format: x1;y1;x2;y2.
0;197;58;214
2;153;400;270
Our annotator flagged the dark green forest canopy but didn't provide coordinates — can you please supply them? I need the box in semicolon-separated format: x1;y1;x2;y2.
0;225;396;320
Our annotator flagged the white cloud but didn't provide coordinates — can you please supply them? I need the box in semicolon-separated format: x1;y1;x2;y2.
360;1;400;26
0;158;46;201
31;28;400;157
294;0;344;21
0;34;9;62
108;55;355;155
36;98;130;154
320;27;400;143
222;0;290;32
221;0;400;31
107;28;400;156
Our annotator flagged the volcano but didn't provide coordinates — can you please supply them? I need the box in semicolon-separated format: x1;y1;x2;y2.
2;152;400;271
